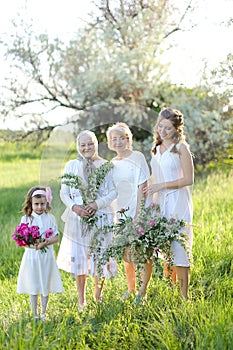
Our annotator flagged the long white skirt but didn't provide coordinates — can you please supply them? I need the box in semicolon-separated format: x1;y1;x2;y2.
57;208;117;277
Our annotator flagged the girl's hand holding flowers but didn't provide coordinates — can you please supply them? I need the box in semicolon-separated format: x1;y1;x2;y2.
12;223;54;253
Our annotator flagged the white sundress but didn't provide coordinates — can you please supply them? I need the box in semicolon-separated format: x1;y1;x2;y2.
150;142;193;267
16;212;63;296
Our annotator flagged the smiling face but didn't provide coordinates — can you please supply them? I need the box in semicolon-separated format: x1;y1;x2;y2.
110;131;129;153
157;118;176;142
78;134;96;159
32;196;47;215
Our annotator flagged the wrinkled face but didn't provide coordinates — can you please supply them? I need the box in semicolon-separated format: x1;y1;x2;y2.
110;131;129;152
78;134;96;159
32;196;47;215
157;118;176;141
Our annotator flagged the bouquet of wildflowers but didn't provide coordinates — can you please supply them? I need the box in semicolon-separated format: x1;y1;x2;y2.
61;161;114;230
12;223;53;253
95;200;188;275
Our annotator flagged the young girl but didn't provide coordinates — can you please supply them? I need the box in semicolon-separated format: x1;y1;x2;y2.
16;186;63;320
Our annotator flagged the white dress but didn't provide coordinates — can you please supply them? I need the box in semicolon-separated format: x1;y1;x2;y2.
56;158;118;278
150;142;193;267
16;212;63;296
111;151;150;218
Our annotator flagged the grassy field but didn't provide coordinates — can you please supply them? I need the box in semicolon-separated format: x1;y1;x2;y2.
0;143;232;349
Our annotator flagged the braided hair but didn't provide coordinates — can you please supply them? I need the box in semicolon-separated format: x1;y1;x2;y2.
152;108;186;155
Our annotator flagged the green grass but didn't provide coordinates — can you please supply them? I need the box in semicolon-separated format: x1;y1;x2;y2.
0;147;232;350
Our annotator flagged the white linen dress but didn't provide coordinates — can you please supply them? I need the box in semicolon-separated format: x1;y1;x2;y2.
111;151;151;218
16;212;63;296
56;158;118;278
150;142;193;266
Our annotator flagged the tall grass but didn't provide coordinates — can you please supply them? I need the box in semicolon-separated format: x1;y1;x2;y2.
0;146;232;350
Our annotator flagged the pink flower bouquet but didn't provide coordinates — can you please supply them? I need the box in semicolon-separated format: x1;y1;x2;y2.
12;223;53;252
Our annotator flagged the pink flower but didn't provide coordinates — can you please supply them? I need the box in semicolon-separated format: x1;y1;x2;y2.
150;220;155;226
12;223;52;253
154;247;160;253
45;229;53;238
119;208;126;213
137;228;145;234
30;226;40;239
150;202;155;207
170;218;176;223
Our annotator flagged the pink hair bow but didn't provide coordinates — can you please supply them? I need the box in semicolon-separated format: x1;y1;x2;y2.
45;187;53;204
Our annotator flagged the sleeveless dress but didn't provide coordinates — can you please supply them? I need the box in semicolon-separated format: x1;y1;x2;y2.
57;158;118;278
150;142;193;267
16;212;63;295
111;150;151;218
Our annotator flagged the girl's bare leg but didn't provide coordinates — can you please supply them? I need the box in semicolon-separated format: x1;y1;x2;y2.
41;295;49;315
30;294;38;318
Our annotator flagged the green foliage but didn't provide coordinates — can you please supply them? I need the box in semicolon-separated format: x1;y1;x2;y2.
0;143;232;349
0;141;44;161
1;1;232;169
163;85;233;168
91;203;187;278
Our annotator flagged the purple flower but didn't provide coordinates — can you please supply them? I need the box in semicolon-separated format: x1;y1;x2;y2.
150;220;155;226
170;218;176;223
119;208;126;213
137;228;145;235
150;202;155;207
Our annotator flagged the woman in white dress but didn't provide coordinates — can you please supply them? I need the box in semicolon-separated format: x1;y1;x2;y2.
16;186;63;320
144;107;194;299
106;122;152;304
57;130;117;309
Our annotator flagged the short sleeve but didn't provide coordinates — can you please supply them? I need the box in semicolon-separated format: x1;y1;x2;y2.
48;213;59;236
134;151;150;185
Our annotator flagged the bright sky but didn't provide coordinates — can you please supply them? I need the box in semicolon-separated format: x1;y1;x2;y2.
0;0;232;129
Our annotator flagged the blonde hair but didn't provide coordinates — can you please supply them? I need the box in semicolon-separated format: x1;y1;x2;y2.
106;122;133;150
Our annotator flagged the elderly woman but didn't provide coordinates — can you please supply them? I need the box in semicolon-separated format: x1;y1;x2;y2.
57;130;117;309
106;122;152;304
